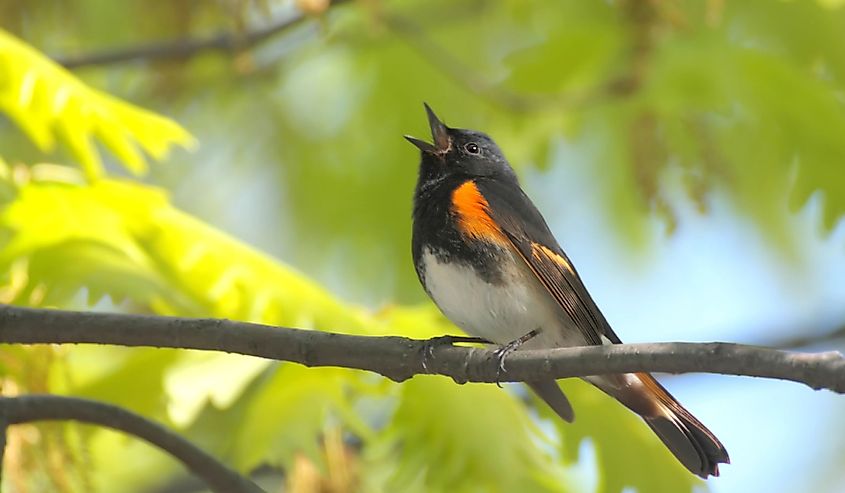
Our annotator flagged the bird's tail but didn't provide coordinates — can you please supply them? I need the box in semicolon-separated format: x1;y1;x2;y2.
588;372;729;478
527;380;574;422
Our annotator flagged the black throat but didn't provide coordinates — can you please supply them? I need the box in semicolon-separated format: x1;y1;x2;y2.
411;170;508;287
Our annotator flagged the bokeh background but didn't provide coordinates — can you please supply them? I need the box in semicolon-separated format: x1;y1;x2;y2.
1;0;845;492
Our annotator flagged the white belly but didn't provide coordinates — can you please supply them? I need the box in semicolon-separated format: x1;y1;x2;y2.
420;247;586;348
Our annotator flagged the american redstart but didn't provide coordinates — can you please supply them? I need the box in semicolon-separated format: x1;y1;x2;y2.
405;103;729;478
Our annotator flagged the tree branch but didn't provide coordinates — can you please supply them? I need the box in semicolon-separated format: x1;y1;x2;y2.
1;305;843;393
53;0;351;69
0;395;264;493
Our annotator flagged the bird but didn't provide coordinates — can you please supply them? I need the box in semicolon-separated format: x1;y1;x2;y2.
405;103;729;478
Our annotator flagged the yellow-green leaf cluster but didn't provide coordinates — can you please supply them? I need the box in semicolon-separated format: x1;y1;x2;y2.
0;29;195;179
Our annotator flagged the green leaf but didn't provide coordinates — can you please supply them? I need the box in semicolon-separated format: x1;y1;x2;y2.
0;29;195;179
231;365;349;472
366;376;573;493
163;352;271;426
71;347;182;419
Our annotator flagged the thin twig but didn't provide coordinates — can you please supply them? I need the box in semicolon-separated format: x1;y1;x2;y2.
767;325;845;350
54;0;351;69
0;395;264;493
0;305;843;392
382;11;639;113
383;14;594;113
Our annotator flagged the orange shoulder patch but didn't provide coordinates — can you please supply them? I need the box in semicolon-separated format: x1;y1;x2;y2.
452;181;506;244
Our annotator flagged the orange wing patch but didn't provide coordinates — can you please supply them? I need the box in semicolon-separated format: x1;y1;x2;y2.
451;181;507;245
531;243;575;275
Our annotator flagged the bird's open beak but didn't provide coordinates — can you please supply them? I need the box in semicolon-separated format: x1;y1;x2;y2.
404;103;451;155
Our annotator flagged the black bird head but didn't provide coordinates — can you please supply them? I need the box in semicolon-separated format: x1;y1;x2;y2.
405;103;517;184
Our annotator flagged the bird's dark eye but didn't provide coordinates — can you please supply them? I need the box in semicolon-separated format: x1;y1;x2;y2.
464;142;480;155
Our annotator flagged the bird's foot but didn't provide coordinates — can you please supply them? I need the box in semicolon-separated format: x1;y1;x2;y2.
493;329;540;387
421;335;491;372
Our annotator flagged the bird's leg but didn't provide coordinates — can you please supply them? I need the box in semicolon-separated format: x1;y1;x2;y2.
421;335;492;372
493;329;540;387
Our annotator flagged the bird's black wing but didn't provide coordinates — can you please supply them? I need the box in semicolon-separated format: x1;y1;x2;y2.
478;178;621;346
478;179;729;476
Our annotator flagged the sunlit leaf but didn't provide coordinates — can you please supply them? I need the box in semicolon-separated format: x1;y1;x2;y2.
164;352;271;426
0;29;195;179
367;376;573;493
231;365;348;472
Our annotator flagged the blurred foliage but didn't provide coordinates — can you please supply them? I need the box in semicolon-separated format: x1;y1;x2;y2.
551;380;695;493
2;0;845;492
